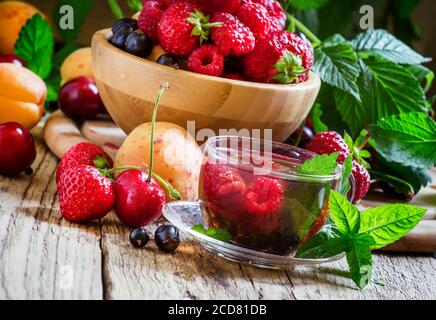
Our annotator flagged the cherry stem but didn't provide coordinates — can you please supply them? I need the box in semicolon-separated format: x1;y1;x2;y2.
148;83;169;183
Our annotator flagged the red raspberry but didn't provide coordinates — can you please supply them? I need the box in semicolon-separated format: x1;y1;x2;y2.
223;73;246;81
210;13;255;56
202;163;246;224
251;0;272;7
269;1;286;30
188;44;225;76
157;2;207;58
138;1;164;42
204;0;241;14
243;177;285;234
306;131;350;164
351;160;371;203
243;30;312;83
237;1;274;38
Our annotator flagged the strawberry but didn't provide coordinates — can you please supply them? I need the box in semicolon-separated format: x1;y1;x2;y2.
138;1;165;42
157;2;219;58
201;163;246;225
210;12;255;56
187;44;225;76
243;177;285;234
57;165;115;223
243;30;312;83
56;142;113;182
351;160;370;203
237;1;275;38
306;131;350;164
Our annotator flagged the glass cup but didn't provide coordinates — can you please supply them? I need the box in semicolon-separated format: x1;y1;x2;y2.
199;136;353;256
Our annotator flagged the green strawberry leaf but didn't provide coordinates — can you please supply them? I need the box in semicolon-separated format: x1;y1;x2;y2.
346;233;374;289
192;225;232;242
370;112;436;169
291;0;328;10
295;223;348;259
313;39;361;100
352;29;431;65
53;0;93;42
359;204;427;249
296;153;338;176
329;191;360;235
14;14;54;79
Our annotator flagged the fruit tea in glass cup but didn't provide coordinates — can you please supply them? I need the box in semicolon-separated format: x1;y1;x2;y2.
199;136;346;256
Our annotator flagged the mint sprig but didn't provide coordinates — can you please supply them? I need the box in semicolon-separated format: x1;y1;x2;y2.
296;153;338;176
296;191;427;289
192;225;232;242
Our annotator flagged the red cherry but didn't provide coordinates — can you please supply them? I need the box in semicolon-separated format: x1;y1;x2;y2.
0;54;26;67
58;76;104;120
114;169;166;228
0;122;36;176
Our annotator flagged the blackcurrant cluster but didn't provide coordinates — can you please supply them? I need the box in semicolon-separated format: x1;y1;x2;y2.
110;18;153;58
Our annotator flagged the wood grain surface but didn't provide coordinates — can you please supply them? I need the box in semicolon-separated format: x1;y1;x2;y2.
0;128;435;300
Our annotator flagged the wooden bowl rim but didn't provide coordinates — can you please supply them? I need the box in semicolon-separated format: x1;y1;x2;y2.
93;29;321;92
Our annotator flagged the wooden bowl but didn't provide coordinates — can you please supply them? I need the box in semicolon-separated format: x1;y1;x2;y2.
91;29;321;141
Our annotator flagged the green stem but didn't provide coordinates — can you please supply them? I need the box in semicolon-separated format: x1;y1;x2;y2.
148;83;169;183
370;170;415;194
288;14;296;33
107;0;124;19
287;14;322;48
152;173;181;200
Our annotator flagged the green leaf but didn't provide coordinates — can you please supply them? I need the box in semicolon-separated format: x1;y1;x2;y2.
359;204;427;249
339;155;353;196
296;153;338;176
127;0;143;13
370;112;436;169
309;103;329;133
14;14;54;79
295;224;348;259
291;0;328;10
329;191;360;235
362;55;427;122
313;39;361;100
404;64;434;93
346;233;374;289
192;225;232;242
352;29;431;65
45;74;61;102
53;0;93;42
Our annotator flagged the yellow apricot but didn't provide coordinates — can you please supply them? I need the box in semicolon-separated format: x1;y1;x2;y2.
0;1;43;54
60;47;93;85
0;63;46;129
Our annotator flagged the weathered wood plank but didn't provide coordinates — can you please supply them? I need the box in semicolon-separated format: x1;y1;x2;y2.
100;212;296;300
0;130;103;300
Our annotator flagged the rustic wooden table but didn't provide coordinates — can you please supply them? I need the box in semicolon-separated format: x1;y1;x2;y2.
1;128;435;300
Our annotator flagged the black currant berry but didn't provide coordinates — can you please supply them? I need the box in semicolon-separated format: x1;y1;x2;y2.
112;18;138;34
157;54;180;69
154;225;180;253
124;30;153;57
110;25;132;49
129;228;150;248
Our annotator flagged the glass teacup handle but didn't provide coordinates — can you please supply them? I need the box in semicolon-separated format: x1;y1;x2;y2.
347;173;357;203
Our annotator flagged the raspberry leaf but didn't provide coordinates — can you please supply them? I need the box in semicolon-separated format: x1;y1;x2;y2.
312;39;361;100
370;112;436;169
291;0;328;10
296;153;338;176
351;29;431;65
329;191;360;235
359;204;427;249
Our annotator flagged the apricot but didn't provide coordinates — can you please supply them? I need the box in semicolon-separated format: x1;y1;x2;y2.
0;63;47;129
0;1;43;54
60;47;93;85
115;122;202;201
